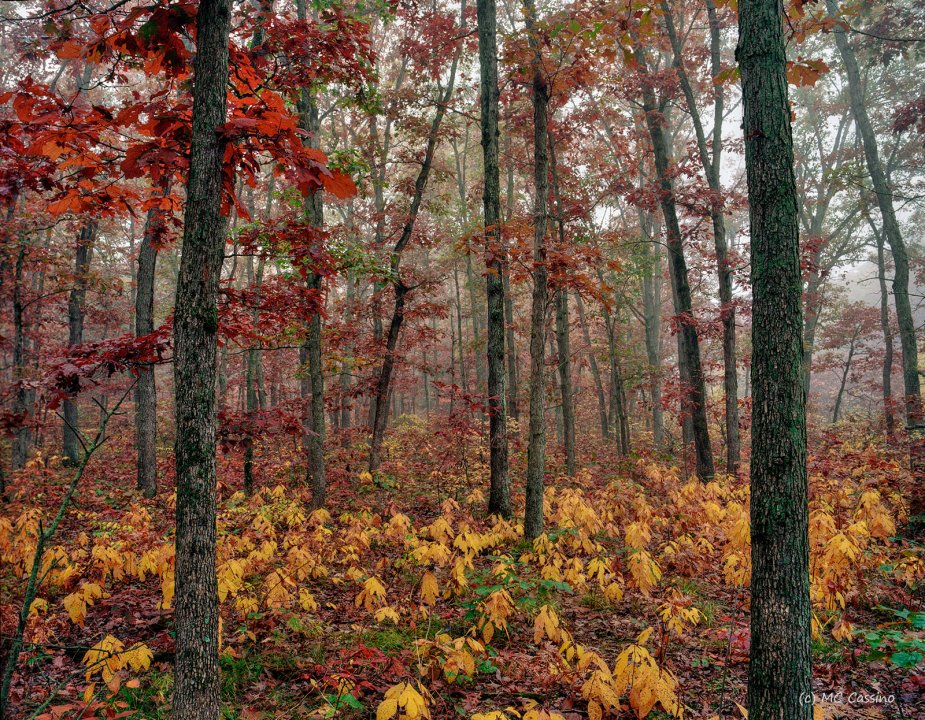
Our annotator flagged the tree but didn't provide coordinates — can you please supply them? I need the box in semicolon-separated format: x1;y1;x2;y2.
523;0;549;540
296;0;326;509
62;222;96;464
634;41;715;482
476;0;510;517
172;0;232;717
661;0;740;473
825;0;924;507
737;1;812;718
367;0;466;473
134;185;166;499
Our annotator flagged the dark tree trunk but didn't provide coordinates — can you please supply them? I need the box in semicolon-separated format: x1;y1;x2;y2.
604;309;629;456
135;194;163;498
453;264;469;394
575;293;609;442
737;2;812;719
296;62;326;506
661;0;739;473
871;214;896;436
640;222;664;448
825;0;924;513
171;1;231;718
11;242;31;473
63;223;96;464
503;122;519;422
477;0;510;517
636;46;714;481
554;290;576;474
548;134;576;476
369;0;463;472
832;329;860;424
523;0;549;540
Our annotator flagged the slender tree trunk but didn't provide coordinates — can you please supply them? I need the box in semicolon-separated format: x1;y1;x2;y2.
477;0;510;516
454;264;469;394
135;189;165;498
636;46;714;480
825;0;924;511
832;329;860;424
11;242;31;474
738;2;812;718
605;310;629;456
576;293;609;441
63;223;96;464
503;122;519;422
369;0;464;472
523;0;549;540
296;67;327;506
548;134;576;475
172;1;231;718
802;271;823;395
640;229;664;448
871;214;896;436
661;0;739;473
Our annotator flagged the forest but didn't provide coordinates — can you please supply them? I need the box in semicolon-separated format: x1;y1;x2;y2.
1;0;924;718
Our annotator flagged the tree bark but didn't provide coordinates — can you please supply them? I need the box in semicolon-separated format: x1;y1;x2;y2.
636;46;714;481
523;0;549;540
295;24;326;506
135;188;165;499
63;223;96;464
825;0;924;506
477;0;510;517
737;2;812;718
172;1;231;718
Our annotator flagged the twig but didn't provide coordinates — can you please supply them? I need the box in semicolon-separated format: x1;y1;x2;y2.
0;382;136;719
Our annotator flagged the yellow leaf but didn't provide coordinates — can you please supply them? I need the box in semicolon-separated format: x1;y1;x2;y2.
377;697;398;720
420;571;439;605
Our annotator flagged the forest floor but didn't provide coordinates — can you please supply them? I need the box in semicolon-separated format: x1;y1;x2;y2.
3;415;924;720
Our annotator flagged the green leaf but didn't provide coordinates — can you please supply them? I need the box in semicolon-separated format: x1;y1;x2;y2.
890;651;923;668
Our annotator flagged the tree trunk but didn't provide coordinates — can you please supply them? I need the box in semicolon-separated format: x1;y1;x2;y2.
576;293;609;441
296;51;327;506
172;1;231;718
737;2;812;718
640;227;664;448
636;46;714;481
832;330;859;424
135;190;165;498
605;309;629;456
661;0;739;473
871;213;896;436
523;0;549;540
453;263;469;394
548;134;576;476
11;242;31;474
503;121;519;422
369;0;464;472
825;0;924;510
477;0;511;517
63;223;96;464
